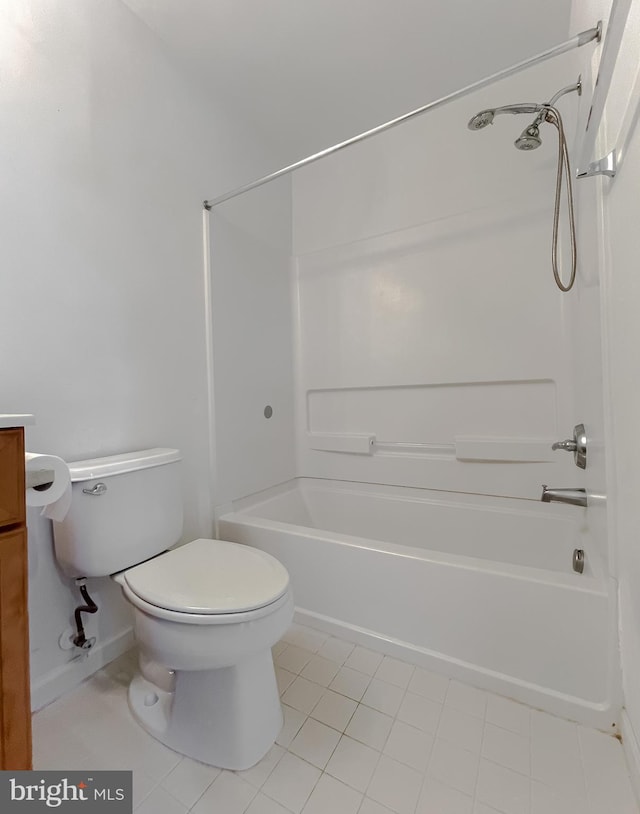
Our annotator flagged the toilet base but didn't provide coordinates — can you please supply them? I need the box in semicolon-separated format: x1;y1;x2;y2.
128;648;283;769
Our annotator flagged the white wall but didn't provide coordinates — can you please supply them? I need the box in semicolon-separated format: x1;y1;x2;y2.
578;0;640;778
0;0;282;708
609;104;640;763
120;0;573;162
292;52;586;503
570;0;640;776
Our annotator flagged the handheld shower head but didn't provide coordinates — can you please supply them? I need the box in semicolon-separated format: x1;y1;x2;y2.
467;103;545;131
467;79;580;147
467;110;495;130
514;123;542;150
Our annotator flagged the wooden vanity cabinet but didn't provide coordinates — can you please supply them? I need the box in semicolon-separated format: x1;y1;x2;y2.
0;427;32;769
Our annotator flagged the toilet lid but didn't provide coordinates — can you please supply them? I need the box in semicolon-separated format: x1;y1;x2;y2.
123;538;290;614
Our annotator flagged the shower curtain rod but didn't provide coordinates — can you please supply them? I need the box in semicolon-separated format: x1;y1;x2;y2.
203;22;601;210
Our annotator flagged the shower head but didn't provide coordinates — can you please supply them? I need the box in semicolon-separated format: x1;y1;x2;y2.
466;79;581;147
468;110;495;130
514;123;542;150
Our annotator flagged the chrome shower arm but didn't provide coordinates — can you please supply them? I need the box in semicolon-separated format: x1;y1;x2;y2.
548;80;582;106
528;81;582;128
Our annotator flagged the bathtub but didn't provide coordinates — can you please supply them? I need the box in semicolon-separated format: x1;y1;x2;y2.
218;478;617;727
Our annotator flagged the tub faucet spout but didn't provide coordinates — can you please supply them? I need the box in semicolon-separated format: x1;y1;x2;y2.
540;485;588;507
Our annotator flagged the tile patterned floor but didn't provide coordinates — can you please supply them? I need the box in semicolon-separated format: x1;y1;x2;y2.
33;624;638;814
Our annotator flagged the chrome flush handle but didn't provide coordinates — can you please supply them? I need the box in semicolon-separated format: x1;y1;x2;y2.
551;423;587;469
82;482;107;496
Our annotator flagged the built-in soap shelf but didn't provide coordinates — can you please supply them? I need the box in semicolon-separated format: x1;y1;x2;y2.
307;433;376;454
375;441;454;458
307;432;556;462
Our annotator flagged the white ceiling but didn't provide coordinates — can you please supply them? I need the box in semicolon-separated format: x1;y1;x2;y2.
122;0;574;163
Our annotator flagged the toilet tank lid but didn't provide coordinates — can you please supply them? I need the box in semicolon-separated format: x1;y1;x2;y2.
68;448;181;482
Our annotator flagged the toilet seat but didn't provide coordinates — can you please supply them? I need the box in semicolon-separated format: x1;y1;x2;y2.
117;577;292;626
121;538;290;616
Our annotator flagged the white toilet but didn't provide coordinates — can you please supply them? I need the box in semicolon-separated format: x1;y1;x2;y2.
52;448;294;770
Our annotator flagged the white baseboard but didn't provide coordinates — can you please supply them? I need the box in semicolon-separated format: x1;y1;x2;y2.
621;709;640;807
31;627;135;712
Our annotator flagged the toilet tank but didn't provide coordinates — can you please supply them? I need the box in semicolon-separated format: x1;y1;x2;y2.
53;448;183;578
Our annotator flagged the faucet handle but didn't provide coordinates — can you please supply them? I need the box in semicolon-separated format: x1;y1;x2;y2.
551;423;587;469
552;439;577;452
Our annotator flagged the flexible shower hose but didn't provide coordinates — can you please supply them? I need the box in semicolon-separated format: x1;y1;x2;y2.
545;105;578;292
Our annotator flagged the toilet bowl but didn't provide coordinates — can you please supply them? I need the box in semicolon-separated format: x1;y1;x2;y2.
52;448;294;769
114;538;294;769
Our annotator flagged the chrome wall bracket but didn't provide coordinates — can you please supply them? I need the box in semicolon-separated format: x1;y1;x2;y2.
576;149;617;179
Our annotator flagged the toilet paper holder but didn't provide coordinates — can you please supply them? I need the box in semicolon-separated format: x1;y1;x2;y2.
26;469;55;490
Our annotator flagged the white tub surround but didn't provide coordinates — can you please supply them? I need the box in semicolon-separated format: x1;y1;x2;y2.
219;478;617;729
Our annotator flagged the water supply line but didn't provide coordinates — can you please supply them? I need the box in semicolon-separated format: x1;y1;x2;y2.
73;578;98;651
